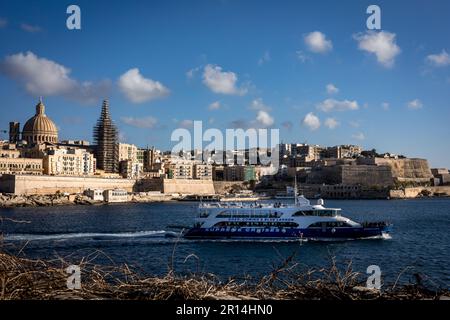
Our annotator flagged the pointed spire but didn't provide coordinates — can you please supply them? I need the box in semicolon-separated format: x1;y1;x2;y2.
93;99;118;173
100;99;111;120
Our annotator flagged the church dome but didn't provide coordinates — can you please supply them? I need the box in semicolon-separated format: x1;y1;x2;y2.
22;99;58;144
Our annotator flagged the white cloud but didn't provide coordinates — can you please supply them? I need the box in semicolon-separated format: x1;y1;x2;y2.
296;50;310;63
202;64;247;95
186;66;201;79
178;119;194;129
256;110;274;127
407;99;423;110
352;132;365;141
426;50;450;67
21;23;42;33
304;31;333;53
0;51;110;105
229;109;275;129
250;98;271;111
302;112;320;131
316;99;359;112
1;51;74;95
324;117;339;129
258;51;271;65
121;116;158;128
118;68;169;103
354;31;401;68
208;101;222;110
186;69;195;79
381;102;390;110
326;83;339;95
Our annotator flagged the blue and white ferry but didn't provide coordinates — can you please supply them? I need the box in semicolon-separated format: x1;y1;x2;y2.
184;195;391;240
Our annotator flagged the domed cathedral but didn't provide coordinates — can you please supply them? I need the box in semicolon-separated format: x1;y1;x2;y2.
21;98;59;145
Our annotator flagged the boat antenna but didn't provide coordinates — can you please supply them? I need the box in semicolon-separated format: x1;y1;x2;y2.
294;174;298;205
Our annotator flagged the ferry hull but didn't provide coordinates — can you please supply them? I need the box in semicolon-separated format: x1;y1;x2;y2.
184;226;391;240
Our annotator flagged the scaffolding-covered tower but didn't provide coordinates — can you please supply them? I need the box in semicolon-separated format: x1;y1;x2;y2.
93;99;118;173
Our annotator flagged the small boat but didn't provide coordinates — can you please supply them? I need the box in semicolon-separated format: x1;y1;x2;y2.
274;186;295;199
184;192;391;240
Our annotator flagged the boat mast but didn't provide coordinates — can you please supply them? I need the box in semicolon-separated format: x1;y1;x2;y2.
294;174;298;205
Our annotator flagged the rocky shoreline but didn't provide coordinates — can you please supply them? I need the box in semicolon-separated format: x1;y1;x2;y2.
1;190;449;208
0;193;99;207
0;192;178;208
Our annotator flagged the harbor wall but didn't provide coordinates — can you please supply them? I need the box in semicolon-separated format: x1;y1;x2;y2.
136;179;250;195
213;181;251;195
162;179;215;195
0;174;136;195
135;178;163;192
0;175;244;196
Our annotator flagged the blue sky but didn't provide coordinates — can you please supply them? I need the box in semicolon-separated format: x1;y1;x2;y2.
0;0;449;167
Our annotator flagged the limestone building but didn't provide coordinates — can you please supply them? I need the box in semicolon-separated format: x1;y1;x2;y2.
119;159;143;179
166;161;194;179
193;164;213;180
116;143;138;163
43;148;96;176
0;157;43;175
224;165;256;181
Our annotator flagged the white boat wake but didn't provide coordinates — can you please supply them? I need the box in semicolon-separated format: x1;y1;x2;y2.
2;231;391;243
3;230;180;241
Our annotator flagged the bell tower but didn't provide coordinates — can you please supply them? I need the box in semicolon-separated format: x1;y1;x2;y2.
9;122;21;143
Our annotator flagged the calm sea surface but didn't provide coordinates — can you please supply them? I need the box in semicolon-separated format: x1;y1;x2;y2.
1;199;449;288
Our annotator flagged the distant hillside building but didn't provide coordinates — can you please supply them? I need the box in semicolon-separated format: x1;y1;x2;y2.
224;165;256;181
0;157;43;175
119;159;143;179
93;100;118;173
43;148;96;176
166;161;194;179
193;164;213;180
327;145;362;159
431;168;450;186
116;143;138;163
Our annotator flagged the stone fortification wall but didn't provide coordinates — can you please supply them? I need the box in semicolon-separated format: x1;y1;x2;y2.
357;158;432;182
162;179;215;195
306;165;393;187
0;174;135;195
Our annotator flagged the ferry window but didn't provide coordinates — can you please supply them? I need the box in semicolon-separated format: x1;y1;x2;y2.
316;210;337;216
294;210;314;216
308;222;322;228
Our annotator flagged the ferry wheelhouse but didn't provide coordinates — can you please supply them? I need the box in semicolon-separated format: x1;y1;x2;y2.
184;196;391;240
